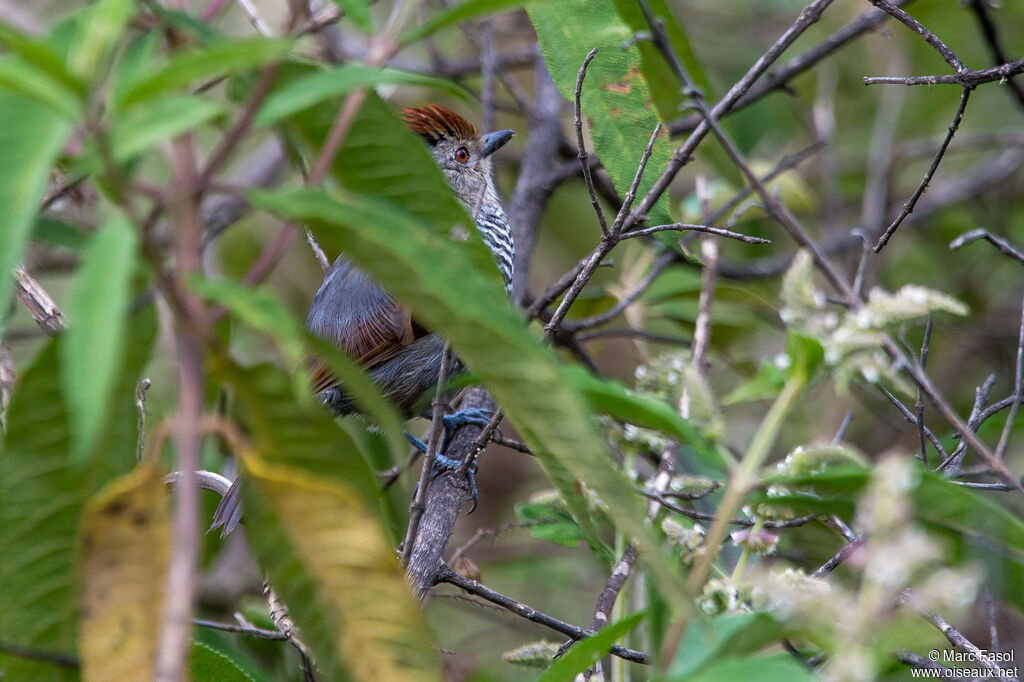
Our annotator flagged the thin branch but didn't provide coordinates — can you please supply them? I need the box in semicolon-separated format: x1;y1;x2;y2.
621;223;770;244
192;618;288;640
0;640;79;668
950;228;1024;266
573;48;609;236
610;123;663;234
435;564;649;665
564;251;674;332
13;265;68;333
667;2;915;136
995;295;1024;459
916;317;932;466
402;344;453;566
967;0;1024;109
873;87;971;252
879;387;949;461
867;0;965;74
863;57;1024;87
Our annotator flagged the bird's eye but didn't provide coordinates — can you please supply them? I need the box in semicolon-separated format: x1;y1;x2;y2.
455;147;470;163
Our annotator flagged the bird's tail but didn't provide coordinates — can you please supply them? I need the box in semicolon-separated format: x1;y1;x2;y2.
210;477;244;538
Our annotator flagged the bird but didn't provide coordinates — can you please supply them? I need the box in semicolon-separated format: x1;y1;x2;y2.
212;105;515;535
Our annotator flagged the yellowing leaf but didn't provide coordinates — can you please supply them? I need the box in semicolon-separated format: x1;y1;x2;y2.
79;464;170;682
243;454;441;682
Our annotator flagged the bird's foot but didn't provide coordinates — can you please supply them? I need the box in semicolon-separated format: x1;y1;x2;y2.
404;430;479;512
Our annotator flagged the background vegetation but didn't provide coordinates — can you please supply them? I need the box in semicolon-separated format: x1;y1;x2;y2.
1;0;1023;680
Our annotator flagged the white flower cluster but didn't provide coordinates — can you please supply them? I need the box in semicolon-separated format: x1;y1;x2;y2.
779;250;968;395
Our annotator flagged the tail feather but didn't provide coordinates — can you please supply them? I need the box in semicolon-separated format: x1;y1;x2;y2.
211;477;244;538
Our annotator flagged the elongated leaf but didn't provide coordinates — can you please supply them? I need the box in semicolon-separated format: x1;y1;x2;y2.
0;56;80;118
612;0;709;122
400;0;541;44
251;187;690;606
191;643;255;682
0;90;72;322
68;0;135;81
535;611;644;682
188;276;407;458
114;38;291;110
61;217;138;462
79;464;169;682
331;0;373;33
242;453;441;682
528;0;673;226
110;94;223;161
256;64;469;127
0;20;83;95
667;612;784;680
670;654;818;682
0;311;155;681
564;365;727;470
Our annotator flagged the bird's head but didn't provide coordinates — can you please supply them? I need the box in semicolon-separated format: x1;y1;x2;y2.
402;104;513;204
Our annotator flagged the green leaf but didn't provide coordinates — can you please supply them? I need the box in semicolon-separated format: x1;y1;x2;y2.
400;0;541;44
785;331;824;381
528;0;673;226
191;642;256;682
68;0;135;81
189;276;407;459
0;311;155;681
612;0;710;122
667;612;784;679
32;216;90;251
241;453;442;682
61;217;138;462
110;94;223;161
0;20;83;95
722;359;785;406
256;64;469;127
535;611;644;682
251;186;690;607
669;654;818;682
564;365;728;470
331;0;374;33
516;500;585;548
114;38;291;110
0;56;81;118
0;90;72;321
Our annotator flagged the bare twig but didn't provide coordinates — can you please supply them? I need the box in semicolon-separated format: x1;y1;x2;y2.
668;2;913;136
574;48;609;236
402;344;453;567
863;58;1024;87
867;0;965;73
879;387;949;461
435;564;649;665
995;295;1024;459
950;228;1024;266
0;640;79;668
13;265;68;333
967;0;1024;109
916;317;932;466
564;251;674;332
622;223;770;244
873;88;971;252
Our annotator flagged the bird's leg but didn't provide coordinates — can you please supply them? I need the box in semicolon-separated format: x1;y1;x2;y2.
437;407;493;452
403;429;480;511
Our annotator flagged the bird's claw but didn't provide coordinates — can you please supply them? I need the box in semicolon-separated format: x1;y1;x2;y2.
404;430;479;512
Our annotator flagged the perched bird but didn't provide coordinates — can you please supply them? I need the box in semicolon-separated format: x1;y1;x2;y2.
212;105;514;534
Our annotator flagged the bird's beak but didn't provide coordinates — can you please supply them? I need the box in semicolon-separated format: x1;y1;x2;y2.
481;129;514;157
